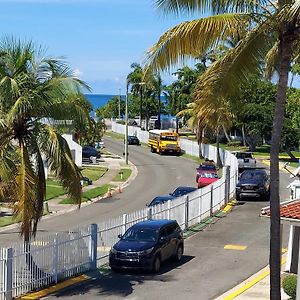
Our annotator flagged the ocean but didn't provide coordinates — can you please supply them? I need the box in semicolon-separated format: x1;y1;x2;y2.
84;94;120;110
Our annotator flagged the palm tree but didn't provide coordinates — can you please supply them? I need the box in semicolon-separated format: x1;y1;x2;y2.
0;38;90;243
145;1;300;298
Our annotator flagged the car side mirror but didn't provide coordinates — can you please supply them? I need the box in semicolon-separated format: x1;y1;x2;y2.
117;234;122;239
146;202;149;207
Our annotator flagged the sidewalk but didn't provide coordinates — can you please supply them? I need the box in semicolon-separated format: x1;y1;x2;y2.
216;263;289;299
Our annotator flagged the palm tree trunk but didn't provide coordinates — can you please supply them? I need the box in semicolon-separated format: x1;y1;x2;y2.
222;124;231;143
158;92;161;129
270;34;293;300
241;125;246;146
139;88;143;127
216;129;223;168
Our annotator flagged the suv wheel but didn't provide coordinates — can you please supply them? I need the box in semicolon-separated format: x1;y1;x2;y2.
152;255;161;273
174;245;183;262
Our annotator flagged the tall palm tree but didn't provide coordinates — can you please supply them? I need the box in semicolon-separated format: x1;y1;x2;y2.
0;38;90;243
145;1;300;298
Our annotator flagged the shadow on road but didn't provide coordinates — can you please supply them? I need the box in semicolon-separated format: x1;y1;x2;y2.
51;255;194;298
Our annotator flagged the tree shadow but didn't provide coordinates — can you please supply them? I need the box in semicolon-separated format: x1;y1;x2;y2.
51;255;194;298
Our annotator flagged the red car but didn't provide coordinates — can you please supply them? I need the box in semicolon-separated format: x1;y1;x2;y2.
196;161;217;182
197;172;219;188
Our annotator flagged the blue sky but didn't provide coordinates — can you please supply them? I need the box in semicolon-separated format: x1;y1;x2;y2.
0;0;197;94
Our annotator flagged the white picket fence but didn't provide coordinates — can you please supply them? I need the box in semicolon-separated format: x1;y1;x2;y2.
0;122;238;300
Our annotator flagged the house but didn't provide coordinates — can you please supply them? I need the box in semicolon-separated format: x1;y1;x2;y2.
62;134;82;167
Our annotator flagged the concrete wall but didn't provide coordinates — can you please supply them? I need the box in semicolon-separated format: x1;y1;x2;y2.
62;134;82;167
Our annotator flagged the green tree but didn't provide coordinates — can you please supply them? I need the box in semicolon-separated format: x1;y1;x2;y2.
95;96;125;118
146;1;300;297
0;38;90;243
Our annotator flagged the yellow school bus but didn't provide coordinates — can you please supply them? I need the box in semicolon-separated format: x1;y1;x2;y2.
148;130;181;155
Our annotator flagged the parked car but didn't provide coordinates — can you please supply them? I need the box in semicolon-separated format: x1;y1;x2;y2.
233;151;256;170
236;169;270;201
170;186;197;197
127;135;140;145
196;161;217;182
82;146;100;158
95;141;105;149
109;219;184;272
197;172;219;188
80;176;92;185
147;195;176;207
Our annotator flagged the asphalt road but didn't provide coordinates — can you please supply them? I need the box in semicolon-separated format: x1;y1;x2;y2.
0;137;198;246
42;141;293;300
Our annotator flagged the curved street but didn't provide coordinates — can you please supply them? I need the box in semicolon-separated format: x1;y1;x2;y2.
0;137;198;246
17;137;292;300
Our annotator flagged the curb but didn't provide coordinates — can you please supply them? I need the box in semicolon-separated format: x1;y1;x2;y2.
215;255;287;300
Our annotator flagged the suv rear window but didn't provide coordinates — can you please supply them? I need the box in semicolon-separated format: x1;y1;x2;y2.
236;152;253;159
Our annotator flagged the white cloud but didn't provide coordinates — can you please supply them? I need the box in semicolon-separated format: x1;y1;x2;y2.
73;68;83;78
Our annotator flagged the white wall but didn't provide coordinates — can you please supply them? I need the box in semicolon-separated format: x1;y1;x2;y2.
62;134;82;167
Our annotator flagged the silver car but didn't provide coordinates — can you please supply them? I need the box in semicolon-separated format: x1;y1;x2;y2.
234;152;256;170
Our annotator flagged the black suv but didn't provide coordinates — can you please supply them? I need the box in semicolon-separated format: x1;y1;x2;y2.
109;219;184;272
127;135;140;145
82;146;100;158
236;169;270;201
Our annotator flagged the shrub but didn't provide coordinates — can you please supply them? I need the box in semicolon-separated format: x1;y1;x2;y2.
227;140;242;147
282;274;297;300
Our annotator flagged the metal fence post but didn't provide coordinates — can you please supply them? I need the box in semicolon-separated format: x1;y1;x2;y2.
198;188;202;223
147;207;152;220
89;224;98;270
224;165;231;204
4;247;13;300
185;196;189;230
122;214;127;234
210;185;214;217
52;233;58;284
167;200;171;220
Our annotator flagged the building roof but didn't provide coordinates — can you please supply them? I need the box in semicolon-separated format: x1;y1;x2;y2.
261;199;300;221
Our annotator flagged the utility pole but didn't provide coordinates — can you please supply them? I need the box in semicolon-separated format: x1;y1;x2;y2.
118;88;121;120
125;83;129;165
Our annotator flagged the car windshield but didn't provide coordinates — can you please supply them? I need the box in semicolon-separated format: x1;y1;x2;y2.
200;173;218;178
240;171;265;181
160;135;177;141
198;164;216;171
121;228;158;242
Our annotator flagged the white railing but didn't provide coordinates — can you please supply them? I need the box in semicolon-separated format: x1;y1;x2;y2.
0;122;238;300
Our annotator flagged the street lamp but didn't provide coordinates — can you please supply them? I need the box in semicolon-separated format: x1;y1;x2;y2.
118;88;121;120
124;82;129;165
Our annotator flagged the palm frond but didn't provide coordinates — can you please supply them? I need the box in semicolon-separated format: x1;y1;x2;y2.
13;142;37;241
145;13;251;73
154;0;266;15
265;41;279;79
39;125;82;206
194;21;272;104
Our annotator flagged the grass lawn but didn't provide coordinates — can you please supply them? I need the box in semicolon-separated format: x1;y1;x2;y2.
0;215;18;227
113;168;132;181
81;167;108;182
105;131;124;140
59;184;116;204
181;153;205;164
46;179;65;200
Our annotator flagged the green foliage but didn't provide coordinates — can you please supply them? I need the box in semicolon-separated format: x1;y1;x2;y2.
282;275;297;300
95;96;125;118
227;140;241;147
